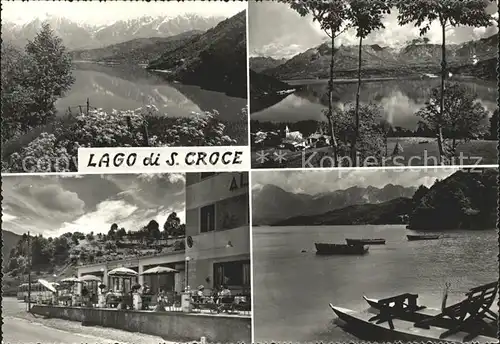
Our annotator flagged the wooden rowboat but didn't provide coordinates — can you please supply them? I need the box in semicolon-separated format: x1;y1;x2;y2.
407;234;441;241
315;243;369;255
346;238;386;245
362;295;497;337
329;304;497;343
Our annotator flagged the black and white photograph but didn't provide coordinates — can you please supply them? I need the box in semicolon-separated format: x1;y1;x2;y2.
252;167;498;343
2;172;251;344
1;1;248;173
249;0;498;168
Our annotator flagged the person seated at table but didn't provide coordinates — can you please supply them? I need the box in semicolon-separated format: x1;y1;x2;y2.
219;285;231;297
196;285;205;297
142;284;151;295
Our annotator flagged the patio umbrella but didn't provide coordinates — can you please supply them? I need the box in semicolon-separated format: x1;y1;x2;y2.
38;279;57;293
141;266;178;293
108;267;138;277
79;274;102;282
141;266;178;275
60;277;83;283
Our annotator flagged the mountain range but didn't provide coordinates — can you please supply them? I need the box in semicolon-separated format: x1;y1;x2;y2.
252;183;417;225
2;14;225;51
253;33;498;81
147;10;247;98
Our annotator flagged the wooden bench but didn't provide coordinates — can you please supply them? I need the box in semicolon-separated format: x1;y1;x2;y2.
414;281;498;341
368;293;425;330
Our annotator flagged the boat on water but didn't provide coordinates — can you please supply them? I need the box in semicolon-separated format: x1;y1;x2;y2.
330;282;498;343
407;234;441;241
345;238;386;245
315;243;369;255
363;295;498;338
329;304;496;343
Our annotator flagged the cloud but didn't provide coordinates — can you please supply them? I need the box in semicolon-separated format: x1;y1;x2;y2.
252;168;461;195
2;174;186;237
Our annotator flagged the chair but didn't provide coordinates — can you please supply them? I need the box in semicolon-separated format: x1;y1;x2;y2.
414;281;498;341
218;296;236;313
368;293;425;330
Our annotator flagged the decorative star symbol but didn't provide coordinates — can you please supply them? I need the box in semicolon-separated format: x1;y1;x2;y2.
273;150;287;163
256;150;270;164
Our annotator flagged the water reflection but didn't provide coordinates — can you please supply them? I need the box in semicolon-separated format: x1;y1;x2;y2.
251;78;498;129
56;63;246;122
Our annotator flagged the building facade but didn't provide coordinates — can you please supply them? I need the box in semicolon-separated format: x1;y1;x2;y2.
77;172;250;296
184;172;250;295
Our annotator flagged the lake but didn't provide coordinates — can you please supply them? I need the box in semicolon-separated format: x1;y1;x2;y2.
251;78;498;129
252;225;498;342
56;63;247;123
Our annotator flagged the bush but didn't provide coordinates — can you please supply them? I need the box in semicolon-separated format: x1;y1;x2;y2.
2;105;246;173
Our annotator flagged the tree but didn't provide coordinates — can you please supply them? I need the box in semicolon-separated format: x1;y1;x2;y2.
489;109;498;140
396;0;493;164
1;42;34;142
163;212;182;238
24;23;74;124
346;0;391;165
416;83;490;160
379;119;393;157
117;228;127;240
108;223;118;240
279;0;350;166
145;220;161;243
332;103;385;165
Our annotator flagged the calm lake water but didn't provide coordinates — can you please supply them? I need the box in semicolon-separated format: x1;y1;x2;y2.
251;78;498;129
56;63;246;122
252;225;498;342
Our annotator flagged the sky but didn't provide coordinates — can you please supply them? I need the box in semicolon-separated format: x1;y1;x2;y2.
252;168;463;195
1;1;247;26
249;1;499;58
2;173;186;237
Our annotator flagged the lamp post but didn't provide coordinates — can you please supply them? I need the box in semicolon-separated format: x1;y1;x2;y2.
185;257;191;291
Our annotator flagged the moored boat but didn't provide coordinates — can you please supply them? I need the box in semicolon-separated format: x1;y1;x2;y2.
346;238;386;245
329;304;496;343
407;234;440;241
362;295;497;337
315;243;369;255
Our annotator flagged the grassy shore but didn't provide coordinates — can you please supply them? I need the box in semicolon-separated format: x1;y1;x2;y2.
251;137;498;168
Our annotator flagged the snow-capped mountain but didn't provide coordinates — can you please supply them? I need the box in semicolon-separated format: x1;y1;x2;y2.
2;14;225;50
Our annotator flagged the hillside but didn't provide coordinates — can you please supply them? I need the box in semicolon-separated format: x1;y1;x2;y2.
250;57;287;73
147;11;247;98
2;215;186;295
262;33;498;80
2;230;21;268
408;169;498;230
249;70;295;110
70;31;202;64
273;197;413;226
252;183;417;225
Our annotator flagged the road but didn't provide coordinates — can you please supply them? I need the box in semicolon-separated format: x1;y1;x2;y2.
2;317;124;344
1;297;180;344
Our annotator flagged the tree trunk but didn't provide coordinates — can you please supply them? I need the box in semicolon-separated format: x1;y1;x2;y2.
437;23;447;165
353;35;363;167
327;33;339;167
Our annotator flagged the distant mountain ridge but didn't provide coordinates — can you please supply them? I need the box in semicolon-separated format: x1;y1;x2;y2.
147;11;247;98
252;183;417;225
261;33;498;80
250;56;287;73
2;14;225;50
70;30;202;64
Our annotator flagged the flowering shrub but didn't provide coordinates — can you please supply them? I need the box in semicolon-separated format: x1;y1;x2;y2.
2;105;247;172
